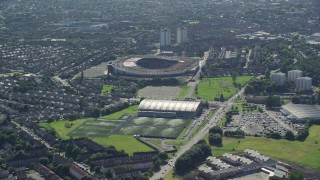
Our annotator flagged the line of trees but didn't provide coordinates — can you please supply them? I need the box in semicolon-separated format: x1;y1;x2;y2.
208;126;223;146
175;140;211;175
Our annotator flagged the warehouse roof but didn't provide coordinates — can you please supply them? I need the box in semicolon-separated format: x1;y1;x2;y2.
139;99;201;112
282;104;320;120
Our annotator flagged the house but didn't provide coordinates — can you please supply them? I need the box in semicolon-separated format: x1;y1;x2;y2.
34;163;62;180
69;164;88;180
0;170;10;179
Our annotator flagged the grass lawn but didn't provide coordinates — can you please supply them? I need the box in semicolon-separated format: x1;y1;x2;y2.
100;105;139;120
205;125;320;170
194;76;254;100
40;118;95;139
101;85;115;95
164;169;182;180
176;120;194;140
92;135;154;156
178;86;190;99
217;116;226;126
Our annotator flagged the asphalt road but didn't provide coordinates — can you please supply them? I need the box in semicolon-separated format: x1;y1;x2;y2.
150;87;246;180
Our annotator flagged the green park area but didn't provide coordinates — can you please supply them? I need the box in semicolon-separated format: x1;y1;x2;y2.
194;76;254;100
40;105;153;155
206;125;320;171
100;105;139;119
101;85;115;95
178;86;190;99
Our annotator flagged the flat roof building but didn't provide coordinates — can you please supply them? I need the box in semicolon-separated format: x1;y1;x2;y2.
271;72;286;86
287;70;303;83
138;99;202;118
296;77;312;91
222;153;253;166
281;103;320;121
206;156;231;169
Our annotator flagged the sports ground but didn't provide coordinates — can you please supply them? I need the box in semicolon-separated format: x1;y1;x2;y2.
118;117;190;138
194;76;254;100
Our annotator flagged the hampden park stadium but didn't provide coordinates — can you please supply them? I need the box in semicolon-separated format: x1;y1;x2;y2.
107;55;199;78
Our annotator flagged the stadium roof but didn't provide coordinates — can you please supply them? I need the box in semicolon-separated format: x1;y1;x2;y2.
281;104;320;120
139;99;201;112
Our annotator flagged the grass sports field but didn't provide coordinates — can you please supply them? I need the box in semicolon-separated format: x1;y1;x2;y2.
117;117;190;138
40;118;95;139
69;119;125;137
206;125;320;170
92;135;153;156
39;105;154;155
100;105;139;120
194;76;254;100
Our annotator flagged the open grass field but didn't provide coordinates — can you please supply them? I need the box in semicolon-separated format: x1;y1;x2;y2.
69;119;125;138
92;135;154;155
40;118;95;139
101;85;115;95
164;170;182;180
178;86;190;99
39;106;155;155
117;117;190;138
100;105;139;120
205;125;320;170
194;76;254;100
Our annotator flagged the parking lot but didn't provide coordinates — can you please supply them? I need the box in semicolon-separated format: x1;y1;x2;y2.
231;112;291;136
138;86;182;99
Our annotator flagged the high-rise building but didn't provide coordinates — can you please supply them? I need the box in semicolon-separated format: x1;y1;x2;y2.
176;27;188;44
287;70;303;82
160;29;171;47
296;77;312;90
270;72;286;86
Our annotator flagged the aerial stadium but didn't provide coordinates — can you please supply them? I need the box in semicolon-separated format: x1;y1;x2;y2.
107;55;199;78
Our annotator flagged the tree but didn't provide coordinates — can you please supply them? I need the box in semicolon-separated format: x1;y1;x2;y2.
175;141;211;175
285;130;295;141
80;71;84;84
209;126;223;136
266;96;281;108
39;157;49;165
232;72;238;82
288;170;304;180
220;94;225;102
244;85;254;94
91;108;100;118
209;133;222;146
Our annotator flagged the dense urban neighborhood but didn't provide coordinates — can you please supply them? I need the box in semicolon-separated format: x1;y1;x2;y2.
1;0;320;179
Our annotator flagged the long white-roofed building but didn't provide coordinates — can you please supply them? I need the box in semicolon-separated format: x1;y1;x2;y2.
281;103;320;121
138;99;202;118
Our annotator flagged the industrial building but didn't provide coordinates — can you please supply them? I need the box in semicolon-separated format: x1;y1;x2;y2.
138;99;202;118
287;70;303;82
206;156;231;170
296;77;312;90
281;103;320;121
160;29;171;47
270;72;286;86
222;153;253;166
244;149;270;163
176;27;188;44
309;33;320;42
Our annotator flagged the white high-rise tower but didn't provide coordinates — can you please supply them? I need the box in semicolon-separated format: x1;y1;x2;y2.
160;29;171;47
177;27;188;44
